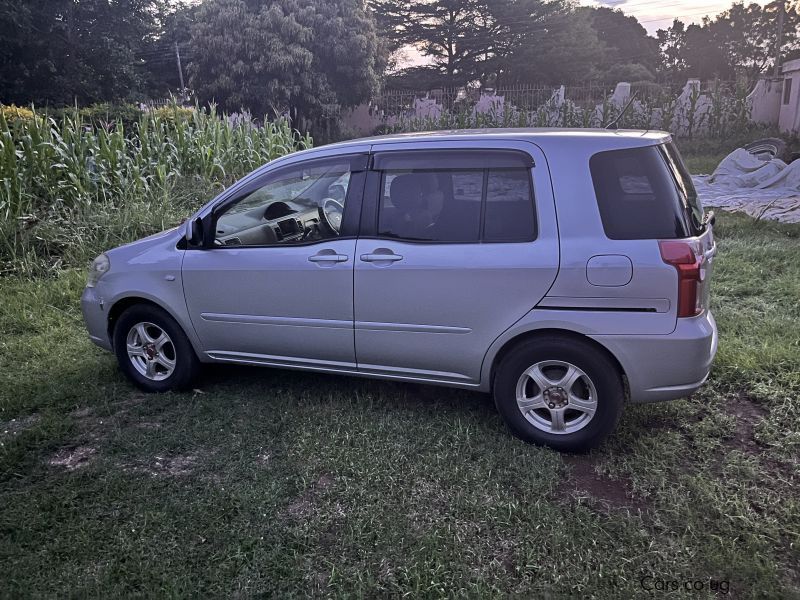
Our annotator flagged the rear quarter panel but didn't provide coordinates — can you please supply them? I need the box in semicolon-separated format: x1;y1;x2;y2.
538;135;679;335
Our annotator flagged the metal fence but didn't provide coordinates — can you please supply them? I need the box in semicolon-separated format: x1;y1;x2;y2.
370;81;729;117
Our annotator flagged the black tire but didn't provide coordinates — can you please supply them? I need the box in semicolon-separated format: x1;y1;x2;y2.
744;137;786;161
493;337;624;452
113;304;200;393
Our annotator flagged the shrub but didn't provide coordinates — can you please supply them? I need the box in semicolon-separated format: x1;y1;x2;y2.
1;105;36;123
150;105;195;123
79;103;145;129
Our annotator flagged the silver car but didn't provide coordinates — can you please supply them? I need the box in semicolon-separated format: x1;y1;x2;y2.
82;129;718;451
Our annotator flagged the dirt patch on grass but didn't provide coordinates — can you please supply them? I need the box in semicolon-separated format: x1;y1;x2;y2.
47;446;97;471
557;455;647;513
285;498;314;519
726;393;768;452
0;414;40;440
284;474;337;520
136;454;200;477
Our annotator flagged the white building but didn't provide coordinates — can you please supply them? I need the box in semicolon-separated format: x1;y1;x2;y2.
779;58;800;133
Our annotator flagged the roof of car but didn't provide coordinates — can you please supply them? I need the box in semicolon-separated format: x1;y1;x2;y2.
315;127;670;156
257;128;672;175
320;128;670;150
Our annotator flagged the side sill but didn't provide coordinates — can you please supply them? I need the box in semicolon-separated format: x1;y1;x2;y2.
205;352;480;389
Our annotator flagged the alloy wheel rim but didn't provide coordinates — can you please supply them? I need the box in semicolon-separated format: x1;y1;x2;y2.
515;360;598;435
126;322;176;381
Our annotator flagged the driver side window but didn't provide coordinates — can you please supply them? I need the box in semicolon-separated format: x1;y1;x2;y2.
214;156;355;247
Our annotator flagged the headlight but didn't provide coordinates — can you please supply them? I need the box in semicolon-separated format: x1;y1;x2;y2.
86;253;110;288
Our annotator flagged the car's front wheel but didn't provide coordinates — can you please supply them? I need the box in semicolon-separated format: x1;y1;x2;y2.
113;304;200;392
493;337;623;452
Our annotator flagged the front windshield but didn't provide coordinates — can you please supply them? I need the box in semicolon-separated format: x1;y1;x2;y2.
662;142;704;233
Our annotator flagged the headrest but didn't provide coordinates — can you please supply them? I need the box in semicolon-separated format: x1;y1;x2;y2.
389;174;427;213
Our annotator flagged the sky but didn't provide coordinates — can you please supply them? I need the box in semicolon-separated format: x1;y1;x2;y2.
587;0;770;35
396;0;773;69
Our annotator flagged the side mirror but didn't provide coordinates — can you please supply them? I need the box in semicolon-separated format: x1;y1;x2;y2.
186;217;205;247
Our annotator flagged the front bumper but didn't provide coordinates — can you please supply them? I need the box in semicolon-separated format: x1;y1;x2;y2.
81;286;112;351
591;310;718;403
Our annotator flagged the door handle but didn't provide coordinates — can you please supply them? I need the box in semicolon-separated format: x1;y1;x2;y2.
308;252;348;263
360;252;403;263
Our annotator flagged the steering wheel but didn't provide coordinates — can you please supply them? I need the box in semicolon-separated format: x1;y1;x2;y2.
328;183;346;203
319;198;344;234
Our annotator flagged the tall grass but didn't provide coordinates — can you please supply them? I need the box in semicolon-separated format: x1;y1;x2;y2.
0;104;312;275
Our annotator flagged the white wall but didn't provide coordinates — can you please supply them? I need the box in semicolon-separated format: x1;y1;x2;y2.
748;77;782;126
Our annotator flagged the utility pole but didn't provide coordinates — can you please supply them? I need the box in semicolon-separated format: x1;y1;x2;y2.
774;0;785;78
175;41;185;91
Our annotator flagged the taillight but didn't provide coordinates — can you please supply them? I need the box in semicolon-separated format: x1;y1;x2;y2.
659;240;702;318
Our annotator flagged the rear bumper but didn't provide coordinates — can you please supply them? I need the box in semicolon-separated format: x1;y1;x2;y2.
591;310;718;403
81;286;113;351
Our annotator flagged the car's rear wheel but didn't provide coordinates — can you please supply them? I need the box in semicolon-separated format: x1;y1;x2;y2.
493;337;623;452
113;304;200;392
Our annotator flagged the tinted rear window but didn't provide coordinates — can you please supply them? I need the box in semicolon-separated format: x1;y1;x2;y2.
590;146;692;240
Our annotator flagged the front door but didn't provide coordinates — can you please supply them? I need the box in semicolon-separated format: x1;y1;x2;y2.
353;143;560;385
182;154;366;371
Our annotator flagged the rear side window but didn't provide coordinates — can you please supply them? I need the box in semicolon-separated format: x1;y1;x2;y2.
379;170;483;242
590;146;692;240
484;169;536;242
374;151;536;243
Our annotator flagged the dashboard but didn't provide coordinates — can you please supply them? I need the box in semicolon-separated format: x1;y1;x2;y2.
215;200;325;246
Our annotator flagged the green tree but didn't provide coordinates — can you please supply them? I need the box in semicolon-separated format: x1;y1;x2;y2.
499;7;604;84
657;2;800;82
0;0;167;106
581;6;659;82
188;0;382;128
371;0;602;86
604;63;656;83
656;19;688;81
370;0;497;85
684;21;733;80
712;1;800;77
138;1;199;98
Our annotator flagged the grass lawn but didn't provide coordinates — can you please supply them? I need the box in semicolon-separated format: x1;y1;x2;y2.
1;211;798;597
682;153;728;176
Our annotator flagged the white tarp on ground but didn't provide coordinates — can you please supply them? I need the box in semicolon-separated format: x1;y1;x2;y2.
692;148;800;223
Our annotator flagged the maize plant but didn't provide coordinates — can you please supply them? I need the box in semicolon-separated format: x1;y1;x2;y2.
0;102;312;275
0;103;311;222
